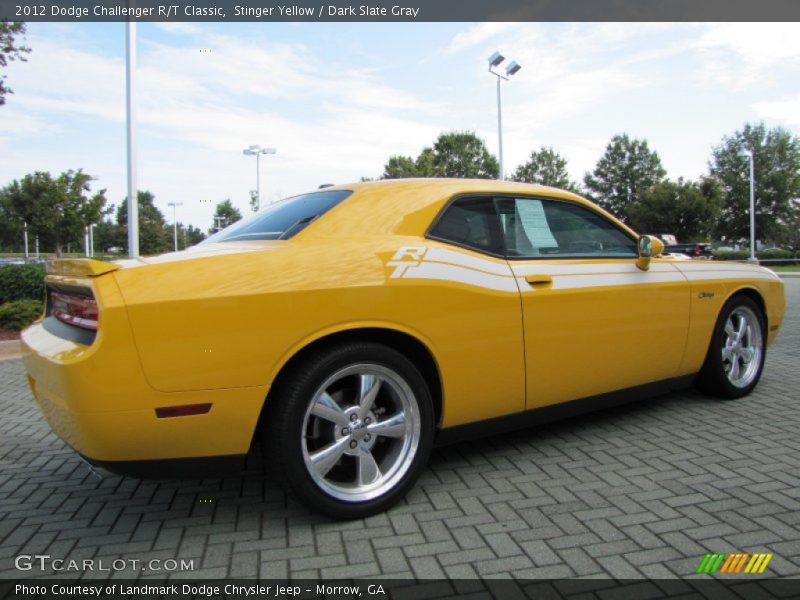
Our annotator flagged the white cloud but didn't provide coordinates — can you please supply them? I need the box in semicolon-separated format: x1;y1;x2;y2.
692;23;800;87
0;25;449;223
754;95;800;126
445;23;522;55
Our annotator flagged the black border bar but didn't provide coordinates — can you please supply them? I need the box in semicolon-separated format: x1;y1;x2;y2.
3;0;800;22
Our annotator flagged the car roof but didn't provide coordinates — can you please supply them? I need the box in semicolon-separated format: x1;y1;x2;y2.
319;177;579;197
301;178;637;240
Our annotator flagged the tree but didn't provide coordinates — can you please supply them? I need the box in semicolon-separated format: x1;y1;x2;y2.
709;123;800;243
248;190;258;213
512;146;578;192
382;155;427;179
184;224;206;247
627;178;722;241
0;194;23;251
430;131;498;178
1;21;31;106
379;131;498;180
583;134;666;223
92;217;124;254
117;191;170;255
0;170;107;256
210;199;242;233
780;200;800;251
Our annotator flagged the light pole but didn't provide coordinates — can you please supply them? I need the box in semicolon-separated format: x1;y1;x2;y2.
23;221;29;261
89;223;95;257
242;145;277;210
739;148;756;263
126;18;139;257
487;51;522;181
168;202;183;252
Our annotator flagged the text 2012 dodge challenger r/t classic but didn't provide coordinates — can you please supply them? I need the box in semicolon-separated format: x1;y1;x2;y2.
22;179;785;518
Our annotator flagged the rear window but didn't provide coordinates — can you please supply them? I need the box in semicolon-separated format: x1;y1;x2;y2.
203;190;352;243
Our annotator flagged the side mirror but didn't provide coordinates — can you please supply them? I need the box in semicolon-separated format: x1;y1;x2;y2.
636;235;664;271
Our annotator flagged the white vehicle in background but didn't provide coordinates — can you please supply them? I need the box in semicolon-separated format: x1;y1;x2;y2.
657;234;678;245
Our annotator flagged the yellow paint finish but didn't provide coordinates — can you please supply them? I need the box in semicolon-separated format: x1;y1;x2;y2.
22;273;264;461
517;259;690;407
675;267;785;376
113;237;525;426
19;179;787;465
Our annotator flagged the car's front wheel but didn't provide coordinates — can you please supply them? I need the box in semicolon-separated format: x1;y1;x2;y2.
265;342;434;519
696;295;766;399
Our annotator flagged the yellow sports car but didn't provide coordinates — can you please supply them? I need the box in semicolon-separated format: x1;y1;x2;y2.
21;179;785;518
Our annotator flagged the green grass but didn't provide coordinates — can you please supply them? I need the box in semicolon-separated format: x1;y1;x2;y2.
766;264;800;272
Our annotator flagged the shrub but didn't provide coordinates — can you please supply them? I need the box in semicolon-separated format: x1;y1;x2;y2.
711;249;749;261
0;264;45;304
758;248;795;260
0;299;44;331
712;248;798;261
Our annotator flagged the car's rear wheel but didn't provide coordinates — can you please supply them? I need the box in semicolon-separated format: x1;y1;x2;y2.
695;295;766;399
264;343;434;519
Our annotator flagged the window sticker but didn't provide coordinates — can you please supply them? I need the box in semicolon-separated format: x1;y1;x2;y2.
516;199;558;248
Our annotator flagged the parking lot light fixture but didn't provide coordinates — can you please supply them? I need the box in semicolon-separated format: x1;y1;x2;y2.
739;147;756;263
488;51;522;181
243;145;277;210
168;202;184;252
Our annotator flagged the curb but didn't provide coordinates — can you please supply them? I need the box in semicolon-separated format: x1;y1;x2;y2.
0;339;22;361
777;272;800;278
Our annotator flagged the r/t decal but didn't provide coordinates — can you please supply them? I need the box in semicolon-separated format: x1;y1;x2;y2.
386;246;428;278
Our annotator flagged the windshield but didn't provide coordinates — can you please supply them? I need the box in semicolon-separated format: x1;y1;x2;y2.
203;190;352;243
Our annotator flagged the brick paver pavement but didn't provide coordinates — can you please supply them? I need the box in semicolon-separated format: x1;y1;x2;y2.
0;281;798;580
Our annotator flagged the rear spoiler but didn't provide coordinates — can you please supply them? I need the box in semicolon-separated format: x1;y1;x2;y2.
45;259;120;278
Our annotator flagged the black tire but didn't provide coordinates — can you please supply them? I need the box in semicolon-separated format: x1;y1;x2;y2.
263;342;434;519
695;295;766;399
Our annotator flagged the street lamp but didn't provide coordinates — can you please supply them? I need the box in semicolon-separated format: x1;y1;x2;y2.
168;202;184;252
739;147;757;263
126;18;139;258
23;221;29;261
487;51;522;181
242;145;277;210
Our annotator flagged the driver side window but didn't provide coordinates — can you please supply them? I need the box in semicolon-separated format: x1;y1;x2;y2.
497;198;637;259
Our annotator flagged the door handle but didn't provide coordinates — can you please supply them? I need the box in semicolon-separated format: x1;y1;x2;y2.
525;274;553;286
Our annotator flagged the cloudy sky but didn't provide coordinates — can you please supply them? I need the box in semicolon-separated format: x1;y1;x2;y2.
1;21;799;230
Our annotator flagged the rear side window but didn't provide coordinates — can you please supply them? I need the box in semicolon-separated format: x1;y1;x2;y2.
428;197;504;255
203;190;352;243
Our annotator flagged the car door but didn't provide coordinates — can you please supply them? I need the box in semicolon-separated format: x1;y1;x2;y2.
496;196;691;410
419;195;526;425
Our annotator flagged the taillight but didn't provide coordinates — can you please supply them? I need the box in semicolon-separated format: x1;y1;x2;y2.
50;291;98;331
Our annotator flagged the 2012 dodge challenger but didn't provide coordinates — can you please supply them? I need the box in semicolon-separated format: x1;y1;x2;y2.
21;179;785;518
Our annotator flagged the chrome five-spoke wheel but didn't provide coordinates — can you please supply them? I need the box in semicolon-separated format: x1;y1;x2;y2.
302;364;421;502
696;296;766;399
266;342;434;519
721;306;763;388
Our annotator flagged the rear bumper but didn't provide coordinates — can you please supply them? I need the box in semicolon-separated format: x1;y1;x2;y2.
81;453;248;479
21;312;267;468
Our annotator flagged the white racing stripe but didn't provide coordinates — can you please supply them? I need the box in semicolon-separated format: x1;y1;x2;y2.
390;247;779;293
402;261;519;292
425;247;513;276
527;271;686;290
511;262;677;277
680;270;778;282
